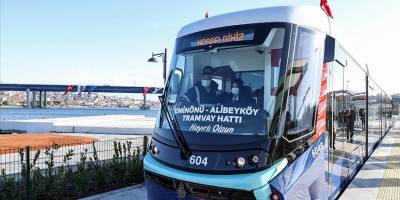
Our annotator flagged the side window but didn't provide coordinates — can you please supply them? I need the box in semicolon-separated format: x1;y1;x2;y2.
167;55;185;104
283;27;324;142
167;70;183;103
344;57;366;135
368;80;382;154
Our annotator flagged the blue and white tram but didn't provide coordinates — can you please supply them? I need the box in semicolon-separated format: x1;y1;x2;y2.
144;5;394;200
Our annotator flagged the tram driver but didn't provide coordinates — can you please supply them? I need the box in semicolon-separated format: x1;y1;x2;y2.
181;66;220;106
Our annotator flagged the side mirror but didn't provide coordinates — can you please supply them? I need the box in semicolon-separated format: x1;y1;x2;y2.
324;35;335;63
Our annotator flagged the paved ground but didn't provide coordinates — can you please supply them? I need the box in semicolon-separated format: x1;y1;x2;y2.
340;121;400;200
80;184;147;200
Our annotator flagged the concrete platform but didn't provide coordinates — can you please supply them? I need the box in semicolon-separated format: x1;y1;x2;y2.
79;184;147;200
340;121;400;200
0;115;156;135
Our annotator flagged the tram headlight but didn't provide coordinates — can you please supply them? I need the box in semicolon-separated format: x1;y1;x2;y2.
270;186;283;200
250;155;259;165
152;145;159;154
235;157;246;168
271;193;281;200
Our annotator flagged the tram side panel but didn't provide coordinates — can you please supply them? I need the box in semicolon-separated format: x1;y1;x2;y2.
269;134;328;200
269;36;368;200
269;28;330;200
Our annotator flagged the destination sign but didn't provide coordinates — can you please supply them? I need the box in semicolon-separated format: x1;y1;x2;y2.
180;29;255;50
174;105;265;135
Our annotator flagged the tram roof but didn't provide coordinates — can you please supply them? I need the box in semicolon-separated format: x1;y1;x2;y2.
176;6;391;97
177;6;333;38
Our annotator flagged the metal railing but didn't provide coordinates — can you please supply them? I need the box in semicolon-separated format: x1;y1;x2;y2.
0;136;148;200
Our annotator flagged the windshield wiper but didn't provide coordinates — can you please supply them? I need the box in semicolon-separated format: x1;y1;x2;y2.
158;94;191;159
296;86;311;120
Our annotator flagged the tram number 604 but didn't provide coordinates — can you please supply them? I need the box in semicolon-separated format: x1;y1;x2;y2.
189;155;208;166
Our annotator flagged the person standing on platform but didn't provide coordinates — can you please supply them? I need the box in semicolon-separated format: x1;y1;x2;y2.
346;106;356;143
359;108;366;130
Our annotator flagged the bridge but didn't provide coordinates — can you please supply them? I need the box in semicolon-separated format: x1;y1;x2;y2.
0;84;163;108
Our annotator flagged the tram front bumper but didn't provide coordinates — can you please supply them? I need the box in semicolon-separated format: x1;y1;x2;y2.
143;154;287;200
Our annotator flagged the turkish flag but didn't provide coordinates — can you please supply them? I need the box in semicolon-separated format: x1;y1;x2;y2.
64;85;73;95
320;0;333;18
143;87;149;96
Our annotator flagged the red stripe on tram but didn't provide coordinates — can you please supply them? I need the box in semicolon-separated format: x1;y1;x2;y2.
311;63;328;143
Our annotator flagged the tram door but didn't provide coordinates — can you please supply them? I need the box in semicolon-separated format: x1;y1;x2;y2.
327;60;346;199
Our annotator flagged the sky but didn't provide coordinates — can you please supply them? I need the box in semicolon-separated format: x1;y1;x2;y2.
1;0;400;94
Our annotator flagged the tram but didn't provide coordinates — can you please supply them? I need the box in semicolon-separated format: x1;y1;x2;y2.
144;5;394;200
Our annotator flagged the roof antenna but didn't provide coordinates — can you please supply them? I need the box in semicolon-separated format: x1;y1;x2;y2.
205;11;209;19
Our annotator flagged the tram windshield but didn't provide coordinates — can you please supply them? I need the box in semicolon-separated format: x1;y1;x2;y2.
162;24;288;136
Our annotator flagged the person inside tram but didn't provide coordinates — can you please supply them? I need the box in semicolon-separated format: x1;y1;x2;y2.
222;79;255;106
182;66;220;106
346;106;356;143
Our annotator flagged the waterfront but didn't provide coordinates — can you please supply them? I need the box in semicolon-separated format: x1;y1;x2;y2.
0;107;159;120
